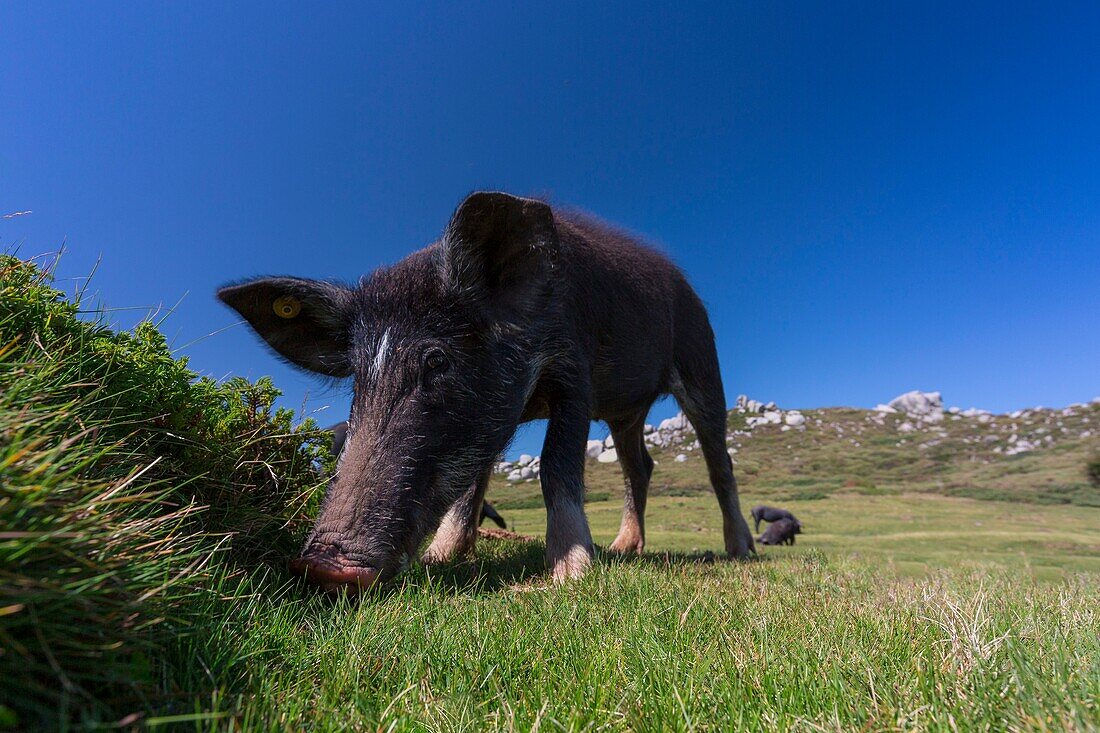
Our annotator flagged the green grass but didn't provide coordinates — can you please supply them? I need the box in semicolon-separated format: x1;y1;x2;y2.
506;492;1100;577
153;489;1100;730
0;255;331;728
169;544;1100;731
2;254;1099;730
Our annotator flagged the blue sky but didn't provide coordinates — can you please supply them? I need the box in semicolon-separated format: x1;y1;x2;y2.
3;2;1098;457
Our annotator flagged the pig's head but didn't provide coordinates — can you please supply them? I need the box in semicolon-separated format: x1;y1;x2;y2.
218;192;559;592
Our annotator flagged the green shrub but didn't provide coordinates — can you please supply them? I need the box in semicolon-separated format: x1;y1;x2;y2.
1088;456;1100;489
0;255;331;727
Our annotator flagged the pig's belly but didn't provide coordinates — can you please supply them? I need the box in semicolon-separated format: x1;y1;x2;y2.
590;389;666;422
517;382;666;424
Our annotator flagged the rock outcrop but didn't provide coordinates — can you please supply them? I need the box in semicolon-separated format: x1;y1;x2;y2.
889;391;944;421
491;391;1099;477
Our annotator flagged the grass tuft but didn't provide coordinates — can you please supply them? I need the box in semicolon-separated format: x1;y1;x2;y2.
0;255;330;727
1088;455;1100;489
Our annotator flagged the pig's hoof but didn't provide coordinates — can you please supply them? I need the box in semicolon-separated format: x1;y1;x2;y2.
550;544;593;582
607;534;645;556
725;536;757;560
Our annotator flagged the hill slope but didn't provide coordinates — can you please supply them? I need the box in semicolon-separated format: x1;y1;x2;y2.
488;393;1100;512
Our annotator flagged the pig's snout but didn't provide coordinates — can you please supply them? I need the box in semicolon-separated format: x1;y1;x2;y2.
289;544;381;594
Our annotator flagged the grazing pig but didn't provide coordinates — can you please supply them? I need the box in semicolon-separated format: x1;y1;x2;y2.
757;517;800;546
328;421;507;529
219;191;755;593
751;504;801;533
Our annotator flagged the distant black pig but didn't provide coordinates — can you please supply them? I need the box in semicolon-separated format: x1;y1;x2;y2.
219;191;755;593
751;505;801;533
757;517;800;546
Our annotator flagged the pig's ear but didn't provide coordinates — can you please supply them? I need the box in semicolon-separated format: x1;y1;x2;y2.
440;192;558;317
217;277;356;377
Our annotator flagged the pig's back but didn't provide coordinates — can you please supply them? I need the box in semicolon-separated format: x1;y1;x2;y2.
554;213;686;417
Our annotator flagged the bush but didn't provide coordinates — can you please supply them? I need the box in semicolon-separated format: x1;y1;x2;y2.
1088;456;1100;489
0;255;331;727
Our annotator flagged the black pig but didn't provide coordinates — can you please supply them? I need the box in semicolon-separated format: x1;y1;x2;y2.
751;505;801;533
219;191;755;593
757;518;800;546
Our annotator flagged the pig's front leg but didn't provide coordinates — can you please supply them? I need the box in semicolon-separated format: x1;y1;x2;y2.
421;466;491;564
541;396;595;582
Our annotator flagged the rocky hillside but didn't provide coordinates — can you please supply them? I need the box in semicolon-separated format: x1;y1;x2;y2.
489;391;1100;509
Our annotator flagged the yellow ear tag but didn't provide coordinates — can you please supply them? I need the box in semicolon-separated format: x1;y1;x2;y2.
272;295;301;319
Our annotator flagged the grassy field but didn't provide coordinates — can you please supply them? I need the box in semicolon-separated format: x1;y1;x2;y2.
170;496;1100;731
507;491;1100;577
3;255;1099;730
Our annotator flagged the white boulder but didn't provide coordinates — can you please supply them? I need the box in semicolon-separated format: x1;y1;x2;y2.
888;390;943;418
597;449;619;463
784;412;806;427
736;395;767;413
1005;439;1037;456
659;413;689;432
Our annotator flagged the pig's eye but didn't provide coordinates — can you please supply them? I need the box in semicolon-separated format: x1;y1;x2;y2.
422;348;449;386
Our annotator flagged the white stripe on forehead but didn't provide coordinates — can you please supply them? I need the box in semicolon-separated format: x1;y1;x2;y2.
371;328;391;377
